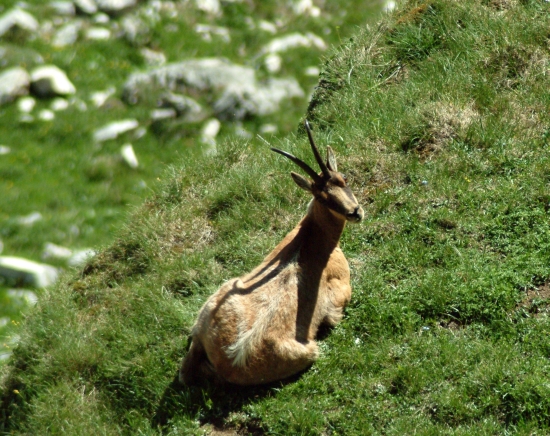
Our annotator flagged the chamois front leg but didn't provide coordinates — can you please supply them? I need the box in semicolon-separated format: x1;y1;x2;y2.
322;281;352;327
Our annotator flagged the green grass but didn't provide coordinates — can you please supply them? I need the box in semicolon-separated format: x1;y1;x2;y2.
2;0;550;433
0;0;383;357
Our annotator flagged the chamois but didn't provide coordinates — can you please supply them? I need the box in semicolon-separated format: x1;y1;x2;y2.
180;120;364;386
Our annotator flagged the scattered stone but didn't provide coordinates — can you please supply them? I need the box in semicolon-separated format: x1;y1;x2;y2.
140;48;166;66
16;212;42;226
201;118;221;139
195;0;221;15
30;65;76;98
0;67;30;105
291;0;321;17
0;256;58;288
42;242;73;261
95;0;138;15
123;58;304;120
201;118;220;155
68;249;96;267
264;53;282;73
52;21;81;47
93;119;139;142
38;109;55;121
258;20;277;34
0;8;39;38
74;0;98;15
90;86;116;108
160;93;207;122
92;12;110;24
151;108;176;120
121;15;150;45
195;24;230;43
384;1;397;12
7;289;38;305
0;146;10;155
262;32;327;54
259;123;277;134
120;143;138;168
49;1;76;16
85;27;111;40
51;97;69;111
304;66;320;77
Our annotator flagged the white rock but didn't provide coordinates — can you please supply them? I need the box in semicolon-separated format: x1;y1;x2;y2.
123;58;304;120
93;119;139;142
68;249;96;267
38;109;55;121
140;48;166;67
95;0;137;14
291;0;321;17
90;86;115;107
259;123;277;134
264;53;282;73
120;143;138;169
7;289;38;305
195;24;230;43
262;32;327;54
159;93;206;122
52;21;81;47
0;8;39;38
92;12;110;24
51;97;69;111
304;66;320;77
17;96;35;113
258;20;277;34
42;242;73;261
74;0;98;14
150;108;176;120
30;65;76;98
0;146;10;155
195;0;220;15
384;1;397;12
0;256;58;288
16;212;42;226
201;118;221;139
49;1;76;16
0;67;30;105
85;27;111;40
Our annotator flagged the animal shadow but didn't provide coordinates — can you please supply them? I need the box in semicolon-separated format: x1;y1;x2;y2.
151;369;310;433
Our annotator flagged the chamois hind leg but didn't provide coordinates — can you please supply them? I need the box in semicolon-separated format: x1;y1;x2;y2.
179;339;217;386
276;339;319;374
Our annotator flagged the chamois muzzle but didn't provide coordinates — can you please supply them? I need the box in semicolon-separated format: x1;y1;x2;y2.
346;206;364;223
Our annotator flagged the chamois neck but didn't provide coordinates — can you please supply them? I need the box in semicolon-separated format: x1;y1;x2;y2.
302;199;347;250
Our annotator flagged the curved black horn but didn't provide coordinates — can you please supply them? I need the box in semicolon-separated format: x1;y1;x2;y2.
304;120;330;178
271;148;321;182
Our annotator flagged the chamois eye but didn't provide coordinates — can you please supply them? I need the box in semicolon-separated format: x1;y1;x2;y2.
341;173;347;182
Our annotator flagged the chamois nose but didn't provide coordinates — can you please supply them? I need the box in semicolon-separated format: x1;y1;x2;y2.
347;206;364;223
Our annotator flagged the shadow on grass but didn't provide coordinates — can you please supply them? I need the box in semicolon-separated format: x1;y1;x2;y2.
152;369;310;434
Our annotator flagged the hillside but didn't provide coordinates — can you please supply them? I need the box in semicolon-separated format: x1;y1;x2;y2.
2;0;550;434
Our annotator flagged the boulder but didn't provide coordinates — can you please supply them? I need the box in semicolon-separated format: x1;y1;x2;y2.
30;65;76;98
123;58;304;120
120;143;138;169
0;67;30;105
93;119;139;142
52;21;81;47
0;256;58;288
73;0;98;15
0;8;39;38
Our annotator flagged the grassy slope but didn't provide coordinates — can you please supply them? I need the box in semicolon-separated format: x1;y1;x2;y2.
0;0;382;354
2;0;550;434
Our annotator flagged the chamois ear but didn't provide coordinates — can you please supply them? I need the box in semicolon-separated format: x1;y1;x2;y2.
326;146;338;172
291;171;313;192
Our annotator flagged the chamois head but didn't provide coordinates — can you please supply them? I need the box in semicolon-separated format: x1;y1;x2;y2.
272;120;364;223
